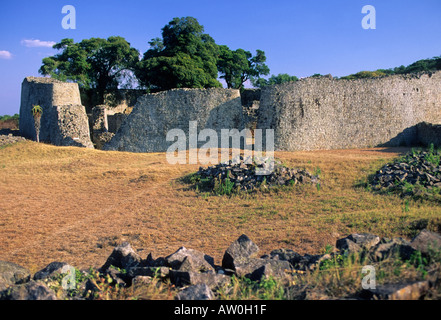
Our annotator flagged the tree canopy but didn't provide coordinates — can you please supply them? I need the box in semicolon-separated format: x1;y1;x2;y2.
135;17;222;91
217;46;270;90
341;56;441;80
251;73;298;88
39;36;140;103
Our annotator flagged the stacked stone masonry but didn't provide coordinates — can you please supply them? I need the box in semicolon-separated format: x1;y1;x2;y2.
103;88;244;152
18;72;441;152
19;77;93;148
257;72;441;151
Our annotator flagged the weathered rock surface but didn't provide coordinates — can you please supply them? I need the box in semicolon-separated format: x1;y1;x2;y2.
165;247;215;272
33;261;74;281
100;242;142;272
2;280;58;300
0;134;27;147
175;283;214;301
0;261;31;291
361;281;430;300
222;234;260;270
410;229;441;255
336;233;381;253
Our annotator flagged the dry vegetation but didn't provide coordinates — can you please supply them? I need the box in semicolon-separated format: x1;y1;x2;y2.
1;140;441;277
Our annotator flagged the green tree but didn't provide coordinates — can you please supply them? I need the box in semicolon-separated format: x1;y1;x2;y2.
251;73;298;88
217;46;270;89
136;17;222;91
340;70;387;80
39;37;140;103
341;55;441;80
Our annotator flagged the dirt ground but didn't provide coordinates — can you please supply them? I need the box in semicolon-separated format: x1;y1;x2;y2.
1;141;433;274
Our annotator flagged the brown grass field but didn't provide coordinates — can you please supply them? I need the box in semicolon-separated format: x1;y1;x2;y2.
1;141;441;275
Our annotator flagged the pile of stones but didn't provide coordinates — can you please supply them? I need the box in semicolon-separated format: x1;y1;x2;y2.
370;148;441;197
194;156;320;192
1;229;441;300
0;133;27;147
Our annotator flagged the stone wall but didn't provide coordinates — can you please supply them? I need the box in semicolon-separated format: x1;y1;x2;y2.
104;88;244;152
19;77;93;148
417;122;441;148
81;89;145;114
257;72;441;151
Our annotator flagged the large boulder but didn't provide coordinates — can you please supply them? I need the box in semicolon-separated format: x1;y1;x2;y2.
222;234;260;270
410;229;441;255
336;233;381;253
100;242;142;272
0;261;31;292
165;247;215;272
2;280;58;300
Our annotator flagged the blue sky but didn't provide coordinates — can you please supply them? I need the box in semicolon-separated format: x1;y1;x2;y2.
1;0;440;116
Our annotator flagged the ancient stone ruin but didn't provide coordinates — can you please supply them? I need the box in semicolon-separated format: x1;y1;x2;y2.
257;72;441;151
17;71;441;152
19;77;93;148
103;88;244;152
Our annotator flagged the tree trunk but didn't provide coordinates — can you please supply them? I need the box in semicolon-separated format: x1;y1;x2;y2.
33;115;41;143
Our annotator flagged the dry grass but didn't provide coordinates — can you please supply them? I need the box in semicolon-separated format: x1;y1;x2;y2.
1;141;440;275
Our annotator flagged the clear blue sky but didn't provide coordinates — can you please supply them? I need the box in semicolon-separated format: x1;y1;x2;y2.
1;0;440;116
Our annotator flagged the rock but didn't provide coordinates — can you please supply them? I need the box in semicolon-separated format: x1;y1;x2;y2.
410;229;441;255
165;247;215;272
194;156;319;193
370;148;441;197
144;253;168;268
336;238;362;253
100;242;142;272
361;281;430;300
3;280;58;300
265;248;303;265
131;276;153;289
175;283;214;301
222;234;260;270
127;266;170;280
234;258;292;282
33;261;75;281
169;270;229;289
0;134;27;147
106;267;128;287
297;254;332;271
336;233;380;253
0;261;31;292
369;238;415;262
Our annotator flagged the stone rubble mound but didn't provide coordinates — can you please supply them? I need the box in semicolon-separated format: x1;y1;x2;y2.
0;133;27;147
1;229;440;300
370;148;441;197
196;156;320;192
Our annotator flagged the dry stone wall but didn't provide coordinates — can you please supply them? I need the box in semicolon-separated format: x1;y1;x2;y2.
416;122;441;148
104;88;244;152
19;77;93;148
257;72;441;151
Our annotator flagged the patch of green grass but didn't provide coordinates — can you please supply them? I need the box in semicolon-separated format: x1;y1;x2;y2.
217;275;286;300
213;174;237;196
